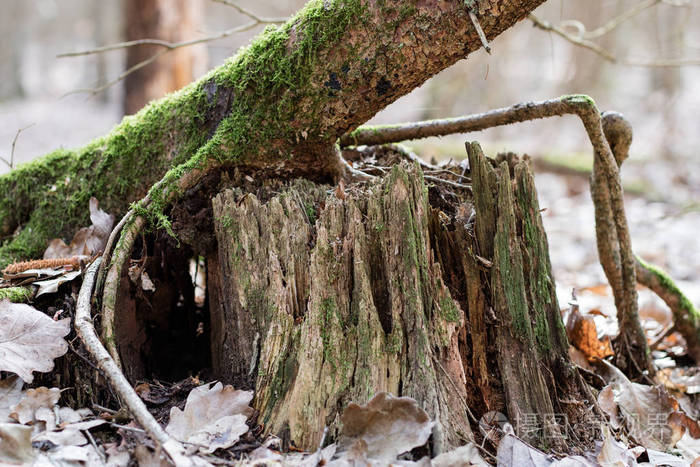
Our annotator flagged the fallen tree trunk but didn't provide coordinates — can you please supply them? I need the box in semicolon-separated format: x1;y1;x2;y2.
0;0;545;267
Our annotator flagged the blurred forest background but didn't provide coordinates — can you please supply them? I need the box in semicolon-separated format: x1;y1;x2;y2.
1;0;699;315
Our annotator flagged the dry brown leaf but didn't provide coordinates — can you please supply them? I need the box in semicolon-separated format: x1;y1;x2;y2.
57;406;94;426
495;434;552;467
34;270;82;297
165;382;253;454
569;346;595;372
0;376;23;423
644;449;687;467
34;444;104;466
580;284;611;296
33;427;87;447
662;368;700;394
0;422;35;464
134;445;171;467
598;386;621;430
10;387;60;425
676;430;700;463
133;445;212;467
338;392;434;462
669;411;700;440
0;300;70;383
249;446;283;462
44;197;114;259
104;444;132;467
566;302;614;362
599;360;689;451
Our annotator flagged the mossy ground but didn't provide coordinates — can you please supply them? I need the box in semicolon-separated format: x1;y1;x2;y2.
0;286;33;303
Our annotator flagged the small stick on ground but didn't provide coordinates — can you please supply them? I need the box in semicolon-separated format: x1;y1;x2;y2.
75;258;195;466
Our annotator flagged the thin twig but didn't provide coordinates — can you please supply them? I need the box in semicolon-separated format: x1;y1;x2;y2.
424;175;472;191
109;422;146;433
209;0;287;24
561;0;690;40
1;124;35;170
93;404;117;415
563;0;660;40
75;258;195;466
60;8;284;96
84;429;106;463
529;13;700;68
467;9;491;54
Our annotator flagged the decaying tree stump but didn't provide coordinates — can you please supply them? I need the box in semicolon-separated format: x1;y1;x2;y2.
179;143;601;452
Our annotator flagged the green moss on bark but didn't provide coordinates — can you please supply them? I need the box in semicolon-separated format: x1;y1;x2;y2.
0;81;212;266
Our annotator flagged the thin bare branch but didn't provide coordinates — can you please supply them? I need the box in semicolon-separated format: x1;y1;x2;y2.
63;49;169;97
529;14;622;63
58;39;176;58
529;6;700;68
209;0;287;24
1;123;35;170
572;0;659;40
59;4;286;96
76;259;195;465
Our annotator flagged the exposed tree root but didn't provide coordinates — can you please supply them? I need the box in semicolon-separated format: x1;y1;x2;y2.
636;256;700;360
343;96;700;369
341;95;653;375
594;113;700;363
76;258;194;466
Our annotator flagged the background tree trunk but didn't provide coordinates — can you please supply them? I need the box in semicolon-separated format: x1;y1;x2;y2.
123;0;207;115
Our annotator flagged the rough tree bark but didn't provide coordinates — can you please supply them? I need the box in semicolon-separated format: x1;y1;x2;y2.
1;0;611;457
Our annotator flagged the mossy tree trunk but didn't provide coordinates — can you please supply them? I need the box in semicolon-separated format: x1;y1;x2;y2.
0;0;545;267
195;146;600;453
